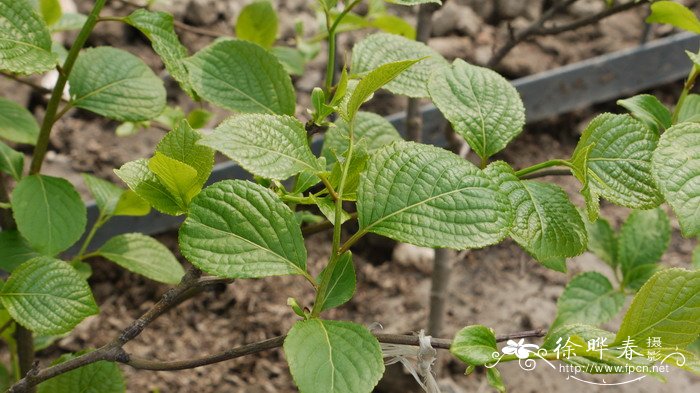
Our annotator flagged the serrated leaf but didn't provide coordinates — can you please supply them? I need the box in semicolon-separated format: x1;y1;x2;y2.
113;190;150;217
569;143;600;220
346;58;422;120
486;161;587;264
82;174;123;217
69;47;166;122
0;96;40;144
571;114;662;215
0;0;57;74
179;180;308;279
200;114;319;180
646;1;700;34
12;175;86;256
37;351;125;393
156;119;214;188
236;0;278;49
97;233;184;284
450;325;497;366
313;195;351;225
185;39;295;115
551;272;625;331
0;141;23;180
617;94;671;133
618;208;670;289
148;152;200;207
351;32;447;98
357;142;511;249
0;230;39;273
125;9;196;98
429;59;525;160
316;252;355;312
584;215;617;267
0;257;98;335
284;319;383;393
115;159;183;216
616;268;700;347
322;111;402;164
678;94;700;123
652;122;700;237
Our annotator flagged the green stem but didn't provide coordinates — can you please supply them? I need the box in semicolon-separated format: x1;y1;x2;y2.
322;0;362;95
671;64;699;125
76;214;107;260
29;0;107;175
514;159;572;179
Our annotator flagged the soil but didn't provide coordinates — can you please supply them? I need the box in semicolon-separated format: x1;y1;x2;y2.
2;0;699;392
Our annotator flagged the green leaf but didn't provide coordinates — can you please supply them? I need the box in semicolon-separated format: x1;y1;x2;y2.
617;94;672;133
351;32;447;98
37;352;125;393
0;96;40;144
368;14;416;39
12;175;86;256
551;272;625;331
200;114;320;180
314;196;351;225
125;9;196;98
179;180;308;279
688;50;700;68
0;141;23;180
0;256;98;335
486;368;506;393
450;325;497;366
0;230;39;273
618;208;670;289
156;119;214;188
584;215;617;267
284;319;384;393
0;0;57;74
486;162;587;264
616;268;700;348
185;39;295;115
271;46;305;75
148;152;200;207
678;94;700;123
322;111;402;164
429;59;525;160
328;147;368;201
50;12;87;32
236;0;278;49
82;174;123;217
115;159;183;216
571;114;662;216
97;233;184;284
69;47;166;122
652;122;700;237
113;190;150;217
357;142;512;249
38;0;61;26
316;252;356;312
646;1;700;34
346;58;422;120
186;108;212;129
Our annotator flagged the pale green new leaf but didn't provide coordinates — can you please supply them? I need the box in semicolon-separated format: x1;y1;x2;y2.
12;175;86;256
584;215;617;267
97;233;184;284
429;59;525;160
125;9;196;98
185;39;295;115
148;152;200;207
652;122;700;237
82;174;123;217
486;161;587;263
113;190;150;217
284;319;383;393
179;180;308;278
200;114;320;180
551;272;625;331
351;32;447;98
236;0;278;49
450;325;497;366
314;195;351;225
328;146;368;201
0;0;57;74
156;119;214;188
115;159;183;216
0;141;23;180
69;47;166;122
38;0;61;26
0;257;98;335
346;58;422;120
322;111;402;164
616;268;700;347
357;142;512;249
0;230;39;273
571;114;662;214
618;208;670;289
316;252;356;312
617;94;671;133
646;1;700;34
0;96;40;144
37;352;125;393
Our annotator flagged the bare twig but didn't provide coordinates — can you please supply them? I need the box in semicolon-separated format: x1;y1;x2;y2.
534;1;645;36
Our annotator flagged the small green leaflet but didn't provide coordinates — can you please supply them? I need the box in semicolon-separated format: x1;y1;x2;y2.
83;174;151;218
315;252;356;312
69;47;166;122
322;111;402;164
584;215;617;267
38;0;61;26
236;0;278;49
550;272;625;331
450;325;497;366
200;114;320;180
157;119;214;188
0;141;23;181
37;352;125;393
148;152;200;206
351;32;448;98
429;59;525;160
678;94;700;123
12;175;86;256
96;233;185;284
646;1;700;34
179;180;309;279
617;94;671;133
185;39;296;115
0;230;40;273
0;0;57;74
0;96;40;144
652;122;700;237
0;257;98;335
115;159;183;216
357;142;512;249
313;196;351;224
616;268;700;348
284;319;384;393
618;208;670;290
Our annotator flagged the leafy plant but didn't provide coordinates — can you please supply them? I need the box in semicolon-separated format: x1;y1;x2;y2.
0;0;698;392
